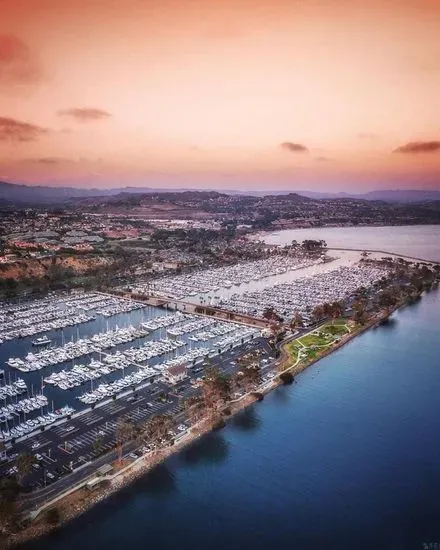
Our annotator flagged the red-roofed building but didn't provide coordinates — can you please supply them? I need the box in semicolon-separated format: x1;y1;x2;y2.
163;364;187;385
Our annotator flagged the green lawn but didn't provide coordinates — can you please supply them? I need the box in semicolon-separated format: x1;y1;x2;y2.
283;320;350;371
321;323;349;336
286;341;301;362
299;333;333;347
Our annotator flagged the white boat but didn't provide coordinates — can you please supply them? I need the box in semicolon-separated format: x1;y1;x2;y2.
32;336;52;346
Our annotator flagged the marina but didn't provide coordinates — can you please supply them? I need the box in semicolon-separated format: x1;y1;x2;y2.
0;292;144;342
131;254;321;300
217;264;388;322
0;295;259;444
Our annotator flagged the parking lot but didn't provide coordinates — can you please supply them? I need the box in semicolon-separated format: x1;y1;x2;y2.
1;337;276;494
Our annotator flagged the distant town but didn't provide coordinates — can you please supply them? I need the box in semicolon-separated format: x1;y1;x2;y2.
1;185;440;298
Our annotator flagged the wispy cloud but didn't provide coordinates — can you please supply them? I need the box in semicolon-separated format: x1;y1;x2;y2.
0;35;42;86
57;108;112;122
28;157;72;165
357;133;378;140
315;156;333;162
280;142;309;153
0;116;48;142
393;141;440;154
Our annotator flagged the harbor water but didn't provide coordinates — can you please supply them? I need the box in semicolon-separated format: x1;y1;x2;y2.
261;224;440;262
22;287;440;550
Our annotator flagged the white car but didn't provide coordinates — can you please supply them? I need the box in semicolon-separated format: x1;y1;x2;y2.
31;442;40;450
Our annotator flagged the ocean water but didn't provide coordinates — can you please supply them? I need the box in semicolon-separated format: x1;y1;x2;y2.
23;288;440;550
262;224;440;262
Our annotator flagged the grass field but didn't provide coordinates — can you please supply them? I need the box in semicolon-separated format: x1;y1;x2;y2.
283;320;351;371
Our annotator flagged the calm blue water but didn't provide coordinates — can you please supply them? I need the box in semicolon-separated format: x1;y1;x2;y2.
262;225;440;262
23;288;440;550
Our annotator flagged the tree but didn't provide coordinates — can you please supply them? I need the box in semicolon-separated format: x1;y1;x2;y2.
352;300;368;325
290;311;304;330
143;414;174;448
201;367;231;419
240;363;262;392
378;289;399;310
330;301;343;319
15;452;35;485
311;304;325;323
92;436;103;455
115;418;135;462
184;395;205;425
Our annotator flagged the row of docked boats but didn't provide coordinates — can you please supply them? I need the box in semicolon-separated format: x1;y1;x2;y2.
218;265;388;323
0;291;145;344
0;405;75;442
214;327;257;349
188;322;237;342
7;325;150;372
0;378;28;399
166;317;216;336
141;311;185;331
78;367;156;405
132;254;318;300
1;395;48;417
43;355;133;390
0;312;95;341
65;294;143;317
122;338;186;364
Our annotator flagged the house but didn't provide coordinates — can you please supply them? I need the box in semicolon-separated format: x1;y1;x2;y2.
163;364;187;385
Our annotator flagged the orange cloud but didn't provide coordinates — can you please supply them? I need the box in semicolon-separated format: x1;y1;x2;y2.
0;116;48;141
57;108;112;122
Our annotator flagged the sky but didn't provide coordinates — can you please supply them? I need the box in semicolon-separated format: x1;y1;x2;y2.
0;0;439;192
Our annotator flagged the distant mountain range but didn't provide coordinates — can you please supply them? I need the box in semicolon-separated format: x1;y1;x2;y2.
296;189;440;202
0;180;439;205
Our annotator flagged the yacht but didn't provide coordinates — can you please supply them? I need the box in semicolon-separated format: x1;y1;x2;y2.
32;335;52;346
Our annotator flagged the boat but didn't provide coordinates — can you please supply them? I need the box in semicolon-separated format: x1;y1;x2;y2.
32;336;52;346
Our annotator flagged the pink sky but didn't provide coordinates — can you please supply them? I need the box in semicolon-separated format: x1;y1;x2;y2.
0;0;439;191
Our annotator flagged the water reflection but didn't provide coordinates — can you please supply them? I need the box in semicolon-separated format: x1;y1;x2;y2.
271;385;292;403
139;463;177;497
231;406;261;432
179;432;229;467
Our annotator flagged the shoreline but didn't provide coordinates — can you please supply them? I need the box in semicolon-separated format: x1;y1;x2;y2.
4;297;408;549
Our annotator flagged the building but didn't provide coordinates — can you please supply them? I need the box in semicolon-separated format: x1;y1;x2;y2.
163;364;187;385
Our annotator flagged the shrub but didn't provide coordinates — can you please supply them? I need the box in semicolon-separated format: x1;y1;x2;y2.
45;507;61;525
212;418;226;431
251;392;264;401
279;372;294;385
